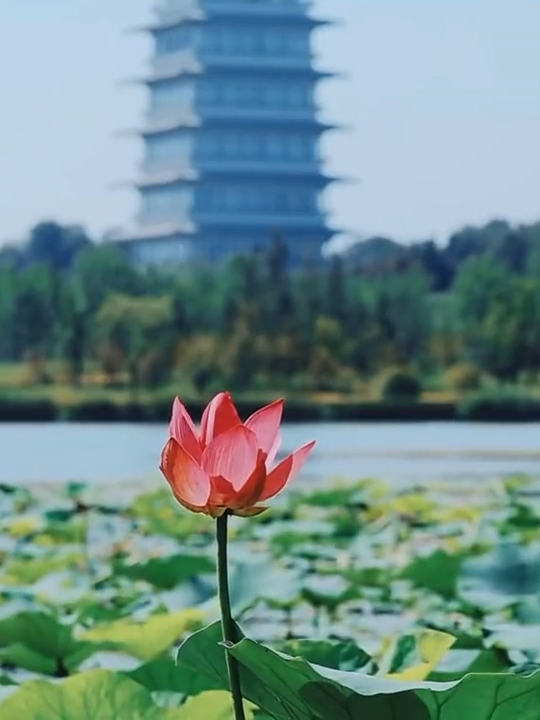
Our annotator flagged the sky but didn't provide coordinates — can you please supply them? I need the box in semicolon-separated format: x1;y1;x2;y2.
0;0;539;246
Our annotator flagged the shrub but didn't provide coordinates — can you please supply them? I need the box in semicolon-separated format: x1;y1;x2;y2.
23;350;52;386
0;395;57;422
379;369;422;402
63;399;128;422
445;362;482;392
457;392;540;421
138;349;173;389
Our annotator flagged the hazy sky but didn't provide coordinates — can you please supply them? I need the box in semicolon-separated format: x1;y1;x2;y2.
0;0;539;246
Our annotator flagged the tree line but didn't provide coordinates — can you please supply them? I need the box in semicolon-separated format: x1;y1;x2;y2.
1;218;540;395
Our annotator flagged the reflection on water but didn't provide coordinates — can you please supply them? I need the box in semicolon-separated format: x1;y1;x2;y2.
0;421;539;486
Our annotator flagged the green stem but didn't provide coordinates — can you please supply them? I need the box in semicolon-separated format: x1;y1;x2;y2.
216;513;246;720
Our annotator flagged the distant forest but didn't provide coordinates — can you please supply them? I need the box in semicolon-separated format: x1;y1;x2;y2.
1;217;539;395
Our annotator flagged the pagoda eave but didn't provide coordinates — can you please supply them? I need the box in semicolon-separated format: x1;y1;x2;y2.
126;14;205;34
128;67;202;85
140;117;201;135
135;171;198;189
137;64;328;85
113;222;197;243
133;15;327;34
136;116;333;136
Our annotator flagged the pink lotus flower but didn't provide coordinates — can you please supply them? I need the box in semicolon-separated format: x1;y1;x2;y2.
160;392;315;517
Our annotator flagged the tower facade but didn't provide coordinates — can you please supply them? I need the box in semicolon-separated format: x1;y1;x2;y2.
120;0;337;266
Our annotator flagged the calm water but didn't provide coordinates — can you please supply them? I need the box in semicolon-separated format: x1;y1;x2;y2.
1;422;540;486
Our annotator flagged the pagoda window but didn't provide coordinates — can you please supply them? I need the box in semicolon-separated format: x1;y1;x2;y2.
150;81;195;113
155;27;193;55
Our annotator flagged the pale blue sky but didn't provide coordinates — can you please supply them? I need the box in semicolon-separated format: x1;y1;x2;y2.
0;0;538;246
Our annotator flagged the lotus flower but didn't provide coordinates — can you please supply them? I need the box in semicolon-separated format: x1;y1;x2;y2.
160;392;315;517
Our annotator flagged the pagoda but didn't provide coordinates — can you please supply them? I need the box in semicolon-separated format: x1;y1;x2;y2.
118;0;338;266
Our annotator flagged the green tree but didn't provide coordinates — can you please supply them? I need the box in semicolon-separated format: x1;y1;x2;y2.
94;294;174;388
370;270;431;365
0;263;17;360
453;256;509;367
74;246;144;313
27;221;91;268
11;265;57;358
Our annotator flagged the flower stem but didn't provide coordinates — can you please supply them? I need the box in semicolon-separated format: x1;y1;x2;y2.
216;512;246;720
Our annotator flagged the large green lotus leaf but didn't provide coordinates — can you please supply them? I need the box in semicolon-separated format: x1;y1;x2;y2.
114;554;215;591
274;638;372;672
229;637;430;719
177;622;427;718
229;636;540;720
401;549;463;598
128;653;258;712
0;669;184;719
175;622;231;696
415;672;540;719
81;609;203;660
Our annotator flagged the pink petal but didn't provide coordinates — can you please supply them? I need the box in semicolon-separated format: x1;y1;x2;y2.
200;392;242;447
231;450;267;508
160;438;211;509
265;431;281;469
245;399;283;462
208;475;236;507
202;425;259;491
259;440;316;502
169;398;202;462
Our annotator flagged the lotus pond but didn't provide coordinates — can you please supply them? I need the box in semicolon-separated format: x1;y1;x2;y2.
1;473;540;717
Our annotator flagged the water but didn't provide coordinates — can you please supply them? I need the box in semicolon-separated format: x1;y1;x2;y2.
1;421;540;486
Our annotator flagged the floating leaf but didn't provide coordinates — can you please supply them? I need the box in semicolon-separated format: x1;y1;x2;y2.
82;609;203;661
180;690;255;720
0;612;93;673
0;669;183;719
1;553;84;585
114;554;215;591
459;542;540;610
401;549;463;598
386;630;456;681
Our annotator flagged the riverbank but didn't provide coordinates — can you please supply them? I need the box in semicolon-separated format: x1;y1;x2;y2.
1;389;540;422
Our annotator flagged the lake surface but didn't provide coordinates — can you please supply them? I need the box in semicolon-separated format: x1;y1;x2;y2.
1;421;540;486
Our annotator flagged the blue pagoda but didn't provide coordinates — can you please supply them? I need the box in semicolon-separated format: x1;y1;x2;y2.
118;0;338;266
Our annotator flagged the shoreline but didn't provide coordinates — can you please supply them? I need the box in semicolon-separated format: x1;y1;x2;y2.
2;395;540;423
